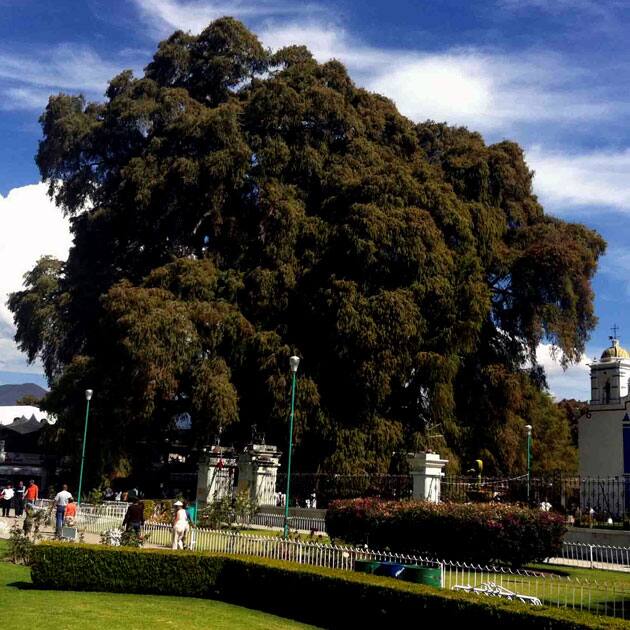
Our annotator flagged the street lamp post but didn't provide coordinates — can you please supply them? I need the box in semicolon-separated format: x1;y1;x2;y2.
283;355;300;540
525;424;532;504
77;389;93;506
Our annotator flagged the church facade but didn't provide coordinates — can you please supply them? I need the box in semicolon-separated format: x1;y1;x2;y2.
578;338;630;515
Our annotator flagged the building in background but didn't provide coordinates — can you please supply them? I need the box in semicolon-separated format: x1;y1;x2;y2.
0;405;56;488
579;337;630;516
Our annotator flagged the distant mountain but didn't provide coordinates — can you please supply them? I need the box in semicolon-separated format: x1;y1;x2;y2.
0;383;47;406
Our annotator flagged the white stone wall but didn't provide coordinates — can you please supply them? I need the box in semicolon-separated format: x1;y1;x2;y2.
579;410;624;478
590;359;630;404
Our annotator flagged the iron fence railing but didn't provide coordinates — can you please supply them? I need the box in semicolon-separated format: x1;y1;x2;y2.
245;512;327;532
441;475;630;522
552;541;630;570
274;473;412;508
269;473;630;518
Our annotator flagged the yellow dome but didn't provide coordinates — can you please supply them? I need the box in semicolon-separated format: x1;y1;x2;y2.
601;339;630;360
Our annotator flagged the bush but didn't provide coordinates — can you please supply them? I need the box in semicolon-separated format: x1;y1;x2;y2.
30;543;621;629
197;489;258;529
7;524;33;564
143;499;173;522
326;499;566;567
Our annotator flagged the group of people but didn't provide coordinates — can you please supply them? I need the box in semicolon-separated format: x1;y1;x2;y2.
274;492;317;508
122;497;191;550
0;480;39;518
1;479;76;536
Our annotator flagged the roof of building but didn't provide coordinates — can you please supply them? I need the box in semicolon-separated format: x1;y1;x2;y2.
601;339;630;360
0;406;55;433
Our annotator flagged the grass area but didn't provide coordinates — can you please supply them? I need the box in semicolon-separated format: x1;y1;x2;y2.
533;562;630;584
0;541;319;630
444;562;630;617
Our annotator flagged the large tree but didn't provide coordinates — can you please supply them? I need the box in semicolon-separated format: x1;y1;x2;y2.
10;18;603;480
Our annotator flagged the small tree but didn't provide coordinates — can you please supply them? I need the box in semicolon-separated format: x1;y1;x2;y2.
198;489;258;530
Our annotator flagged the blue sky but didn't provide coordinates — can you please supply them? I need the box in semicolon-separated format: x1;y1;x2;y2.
1;0;630;398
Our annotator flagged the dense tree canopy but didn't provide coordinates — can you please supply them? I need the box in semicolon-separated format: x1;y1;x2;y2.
10;18;604;480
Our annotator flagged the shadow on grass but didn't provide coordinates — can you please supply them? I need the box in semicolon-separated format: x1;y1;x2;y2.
7;580;36;590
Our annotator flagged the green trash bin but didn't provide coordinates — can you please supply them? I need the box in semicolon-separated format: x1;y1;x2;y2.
401;565;442;588
354;559;381;574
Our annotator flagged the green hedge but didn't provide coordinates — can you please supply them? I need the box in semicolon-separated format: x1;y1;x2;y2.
326;498;566;566
30;543;621;629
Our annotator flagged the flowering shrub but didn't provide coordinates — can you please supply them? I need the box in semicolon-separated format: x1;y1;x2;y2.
100;527;149;547
326;499;566;567
100;528;122;546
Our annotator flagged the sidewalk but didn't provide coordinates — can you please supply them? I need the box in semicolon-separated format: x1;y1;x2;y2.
0;515;104;544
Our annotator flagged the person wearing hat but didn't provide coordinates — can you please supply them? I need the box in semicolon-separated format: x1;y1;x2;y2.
171;500;189;550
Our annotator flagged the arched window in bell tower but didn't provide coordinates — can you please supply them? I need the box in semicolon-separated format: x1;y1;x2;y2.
604;379;611;404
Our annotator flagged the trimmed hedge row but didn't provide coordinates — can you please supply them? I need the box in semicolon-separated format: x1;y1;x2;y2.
30;543;621;629
326;498;566;566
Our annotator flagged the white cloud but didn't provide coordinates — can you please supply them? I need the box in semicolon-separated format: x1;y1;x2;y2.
258;21;616;133
0;44;130;93
0;87;52;111
536;343;591;401
0;44;143;111
133;0;312;36
499;0;608;12
0;184;72;373
127;1;618;133
527;146;630;213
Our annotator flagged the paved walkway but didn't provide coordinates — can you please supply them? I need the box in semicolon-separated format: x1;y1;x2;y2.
0;514;104;544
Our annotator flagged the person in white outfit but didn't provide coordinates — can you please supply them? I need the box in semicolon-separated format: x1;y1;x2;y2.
171;500;189;550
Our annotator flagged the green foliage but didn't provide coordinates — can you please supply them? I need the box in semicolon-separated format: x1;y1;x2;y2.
326;499;567;567
120;529;146;547
30;543;622;629
556;399;588;448
15;393;43;406
86;488;104;504
7;523;33;564
197;489;258;529
10;18;605;479
143;499;173;523
0;542;312;630
23;503;49;539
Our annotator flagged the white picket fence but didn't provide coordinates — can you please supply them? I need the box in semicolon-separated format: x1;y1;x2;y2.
552;541;630;570
23;500;630;619
138;523;630;618
32;499;128;534
142;522;442;574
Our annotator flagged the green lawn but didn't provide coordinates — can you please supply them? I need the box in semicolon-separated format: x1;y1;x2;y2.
533;563;630;584
445;561;630;617
0;541;319;630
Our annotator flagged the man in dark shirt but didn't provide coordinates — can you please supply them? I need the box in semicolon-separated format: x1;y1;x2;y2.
122;497;145;535
14;481;26;517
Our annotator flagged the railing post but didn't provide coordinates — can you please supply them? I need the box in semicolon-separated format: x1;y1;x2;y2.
589;544;594;569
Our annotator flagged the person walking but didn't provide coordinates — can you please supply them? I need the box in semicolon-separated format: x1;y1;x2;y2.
24;479;38;507
53;484;73;536
14;481;26;517
123;496;145;535
1;484;14;517
171;500;189;550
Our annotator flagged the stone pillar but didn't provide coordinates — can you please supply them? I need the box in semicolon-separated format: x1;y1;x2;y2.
237;443;282;506
407;452;448;503
196;446;237;507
